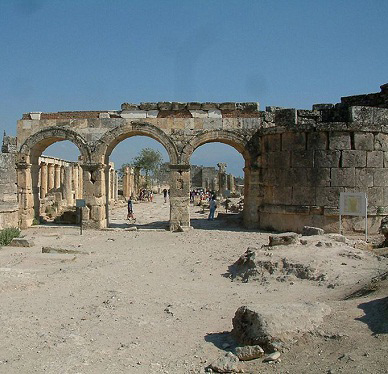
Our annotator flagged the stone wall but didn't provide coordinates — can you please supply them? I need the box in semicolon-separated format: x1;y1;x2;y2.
257;106;388;233
0;136;18;229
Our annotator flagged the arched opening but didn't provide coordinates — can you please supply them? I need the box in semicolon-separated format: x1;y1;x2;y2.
105;134;171;229
18;130;88;228
187;138;248;230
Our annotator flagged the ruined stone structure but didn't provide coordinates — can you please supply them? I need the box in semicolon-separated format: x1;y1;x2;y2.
10;83;388;233
0;134;18;228
190;164;236;195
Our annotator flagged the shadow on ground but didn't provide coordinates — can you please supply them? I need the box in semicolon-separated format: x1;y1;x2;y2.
356;296;388;335
204;331;236;350
109;220;169;230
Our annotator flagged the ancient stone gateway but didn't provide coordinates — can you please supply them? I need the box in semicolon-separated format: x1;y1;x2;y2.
14;84;388;233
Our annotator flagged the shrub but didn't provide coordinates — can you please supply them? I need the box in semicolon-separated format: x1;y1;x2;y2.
0;227;21;246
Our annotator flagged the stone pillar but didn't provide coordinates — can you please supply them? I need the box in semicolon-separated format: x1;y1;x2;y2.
169;164;190;231
54;164;61;190
110;169;114;202
40;162;48;198
63;166;73;206
123;166;130;198
78;165;83;198
72;164;79;199
47;163;55;191
217;163;227;197
114;171;119;200
228;174;235;193
81;163;107;229
243;166;260;229
134;167;141;197
17;161;34;229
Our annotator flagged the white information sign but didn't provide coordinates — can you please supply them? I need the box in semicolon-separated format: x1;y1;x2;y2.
339;192;368;241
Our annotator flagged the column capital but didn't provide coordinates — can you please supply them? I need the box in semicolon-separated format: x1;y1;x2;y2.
16;161;31;170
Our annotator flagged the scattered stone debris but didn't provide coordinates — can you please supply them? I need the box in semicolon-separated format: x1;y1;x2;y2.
327;234;347;244
9;238;34;247
231;302;331;348
206;352;243;373
379;216;388;246
234;345;264;361
42;246;89;255
269;232;299;247
302;226;324;236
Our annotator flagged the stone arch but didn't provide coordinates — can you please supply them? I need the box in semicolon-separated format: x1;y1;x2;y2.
94;122;179;164
181;130;250;164
19;127;91;163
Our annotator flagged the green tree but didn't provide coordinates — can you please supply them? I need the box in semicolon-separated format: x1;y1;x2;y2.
132;148;163;186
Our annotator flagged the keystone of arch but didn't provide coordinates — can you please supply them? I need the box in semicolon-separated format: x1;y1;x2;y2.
94;121;179;164
19;127;91;163
181;130;250;165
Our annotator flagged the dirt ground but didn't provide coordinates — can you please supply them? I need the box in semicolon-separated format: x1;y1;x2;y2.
0;193;387;374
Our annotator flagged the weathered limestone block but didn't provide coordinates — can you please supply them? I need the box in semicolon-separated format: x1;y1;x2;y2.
120;110;147;119
367;187;384;206
201;102;219;110
367;151;384;167
267;151;291;169
262;134;281;152
234;345;264;361
291;150;314;168
9;238;34;247
275;109;297;126
146;110;159;118
282;132;305;151
139;102;158;110
316;187;343;207
189;110;207;118
315;150;341;168
232;302;331;346
208;109;222;119
355;168;374;188
329;132;351;150
342;150;367;167
331;168;355;187
373;168;388;187
269;232;299;246
354;133;374;150
307;132;328;150
292;186;316;205
206;352;243;373
302;226;324;236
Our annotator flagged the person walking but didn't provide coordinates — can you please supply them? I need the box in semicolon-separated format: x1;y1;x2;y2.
163;188;168;203
208;196;217;221
127;196;136;223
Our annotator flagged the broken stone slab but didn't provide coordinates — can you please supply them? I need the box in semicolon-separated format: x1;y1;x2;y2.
42;246;89;255
206;352;243;373
269;232;299;246
327;234;347;243
302;226;325;236
234;345;264;361
228;248;258;282
263;351;281;362
9;238;34;247
232;302;331;348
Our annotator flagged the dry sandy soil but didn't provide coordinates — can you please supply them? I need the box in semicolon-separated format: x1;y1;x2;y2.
0;194;387;374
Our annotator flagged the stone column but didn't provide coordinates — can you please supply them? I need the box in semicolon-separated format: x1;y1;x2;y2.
243;165;260;229
123;166;130;198
48;163;55;191
81;163;107;229
72;164;79;199
217;163;227;197
40;162;48;198
54;164;61;190
134;167;141;197
110;169;114;202
114;171;119;200
63;166;73;206
169;164;190;231
228;174;235;193
78;165;83;198
17;161;34;229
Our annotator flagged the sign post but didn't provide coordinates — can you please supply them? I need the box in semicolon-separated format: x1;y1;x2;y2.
76;199;86;235
339;192;368;241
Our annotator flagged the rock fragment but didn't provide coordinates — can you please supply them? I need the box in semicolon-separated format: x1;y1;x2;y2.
234;345;264;361
263;351;280;362
9;238;34;247
206;352;243;373
302;226;324;236
269;233;299;246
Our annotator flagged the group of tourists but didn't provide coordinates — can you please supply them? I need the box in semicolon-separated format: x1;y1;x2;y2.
190;189;214;204
138;189;153;202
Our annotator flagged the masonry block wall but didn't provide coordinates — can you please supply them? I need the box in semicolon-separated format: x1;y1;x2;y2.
257;109;388;233
0;148;18;229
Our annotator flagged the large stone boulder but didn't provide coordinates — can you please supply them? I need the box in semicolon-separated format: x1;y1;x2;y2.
231;302;331;348
269;232;299;246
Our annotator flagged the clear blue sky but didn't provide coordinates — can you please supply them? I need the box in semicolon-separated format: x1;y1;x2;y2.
1;0;387;177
